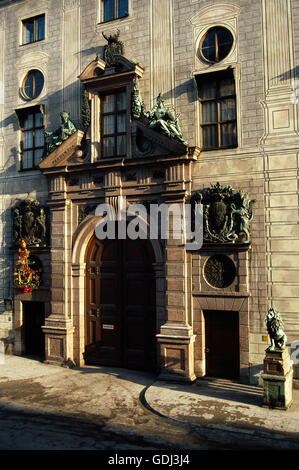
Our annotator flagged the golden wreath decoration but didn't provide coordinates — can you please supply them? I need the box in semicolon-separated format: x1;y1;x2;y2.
14;240;42;293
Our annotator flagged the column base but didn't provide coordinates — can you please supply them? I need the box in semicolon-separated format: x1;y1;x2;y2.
156;323;196;383
262;349;293;410
42;318;74;365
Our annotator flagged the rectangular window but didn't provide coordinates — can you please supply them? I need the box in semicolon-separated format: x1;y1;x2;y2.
102;0;128;22
22;14;45;45
100;91;127;158
196;70;237;150
19;107;45;170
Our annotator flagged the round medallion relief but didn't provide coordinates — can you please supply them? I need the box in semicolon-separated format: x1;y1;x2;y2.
204;254;236;288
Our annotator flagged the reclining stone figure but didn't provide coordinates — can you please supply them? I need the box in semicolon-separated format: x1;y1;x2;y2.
44;111;77;154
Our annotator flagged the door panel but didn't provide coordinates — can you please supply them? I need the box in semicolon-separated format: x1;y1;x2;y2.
23;301;45;357
204;310;240;379
84;238;156;371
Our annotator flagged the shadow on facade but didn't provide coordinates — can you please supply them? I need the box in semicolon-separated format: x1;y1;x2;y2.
276;65;299;81
161;79;197;104
0;81;83;190
79;45;104;58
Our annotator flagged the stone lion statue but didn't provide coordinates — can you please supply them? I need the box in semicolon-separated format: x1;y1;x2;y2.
265;308;287;352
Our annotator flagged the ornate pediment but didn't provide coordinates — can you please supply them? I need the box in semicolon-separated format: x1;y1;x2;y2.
79;58;106;81
80;31;143;84
79;56;144;84
132;120;187;158
191;182;255;244
38;130;85;169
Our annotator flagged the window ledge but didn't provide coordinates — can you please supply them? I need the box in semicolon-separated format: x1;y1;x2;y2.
18;168;42;173
201;146;238;152
19;39;45;47
97;14;129;25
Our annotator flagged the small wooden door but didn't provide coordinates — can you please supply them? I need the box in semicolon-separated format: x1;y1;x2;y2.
204;310;240;379
84;238;156;372
23;301;45;357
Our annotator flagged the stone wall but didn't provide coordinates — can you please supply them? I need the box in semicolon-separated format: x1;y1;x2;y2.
0;0;298;382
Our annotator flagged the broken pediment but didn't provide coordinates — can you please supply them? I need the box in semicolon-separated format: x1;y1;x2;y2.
79;55;144;84
132;120;187;158
78;58;106;81
38;130;85;169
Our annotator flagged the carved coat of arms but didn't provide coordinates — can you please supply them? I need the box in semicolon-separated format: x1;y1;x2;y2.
12;198;48;247
191;182;255;243
102;30;124;67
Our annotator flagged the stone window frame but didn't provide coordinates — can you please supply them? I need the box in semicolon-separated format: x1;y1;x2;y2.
16;105;46;171
98;0;129;24
194;64;242;152
20;69;45;101
195;68;238;151
196;23;236;67
87;79;135;161
190;5;241;151
100;89;127;158
19;11;47;47
199;25;234;65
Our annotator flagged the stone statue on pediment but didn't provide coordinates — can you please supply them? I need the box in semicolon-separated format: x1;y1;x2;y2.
44;111;77;154
132;77;145;119
145;94;187;145
132;82;187;146
102;30;124;67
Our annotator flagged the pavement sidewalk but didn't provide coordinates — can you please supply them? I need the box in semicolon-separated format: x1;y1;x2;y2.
145;377;299;443
0;355;298;449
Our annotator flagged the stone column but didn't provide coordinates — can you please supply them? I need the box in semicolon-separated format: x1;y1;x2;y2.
72;262;85;366
0;13;5;318
62;0;81;125
156;199;196;382
262;0;299;380
42;192;74;366
261;0;298;145
150;0;174;104
0;12;4;172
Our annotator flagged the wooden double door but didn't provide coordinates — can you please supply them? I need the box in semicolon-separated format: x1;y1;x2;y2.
84;238;156;372
204;310;240;379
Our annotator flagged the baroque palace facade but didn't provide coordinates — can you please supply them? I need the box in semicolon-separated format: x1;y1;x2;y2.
0;0;298;385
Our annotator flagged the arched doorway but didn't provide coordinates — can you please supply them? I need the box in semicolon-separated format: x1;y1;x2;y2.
84;237;157;372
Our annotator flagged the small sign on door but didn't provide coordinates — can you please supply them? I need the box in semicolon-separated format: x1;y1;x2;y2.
102;324;114;330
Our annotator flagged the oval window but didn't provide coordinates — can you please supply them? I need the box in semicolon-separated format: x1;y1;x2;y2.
21;70;44;100
200;27;234;63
